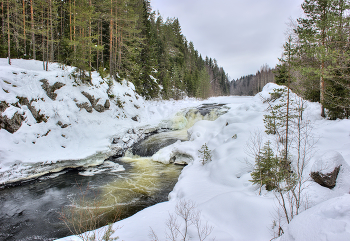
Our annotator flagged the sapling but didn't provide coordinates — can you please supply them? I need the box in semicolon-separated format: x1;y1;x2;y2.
150;199;214;241
198;143;212;165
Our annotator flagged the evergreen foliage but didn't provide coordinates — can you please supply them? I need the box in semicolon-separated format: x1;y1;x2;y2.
263;88;295;136
250;141;296;192
0;0;230;99
198;143;212;165
250;141;279;191
284;0;350;119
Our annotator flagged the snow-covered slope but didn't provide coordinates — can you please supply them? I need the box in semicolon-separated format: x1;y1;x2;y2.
0;59;202;185
58;83;350;241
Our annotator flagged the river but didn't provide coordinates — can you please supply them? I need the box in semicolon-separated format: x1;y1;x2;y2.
0;104;227;241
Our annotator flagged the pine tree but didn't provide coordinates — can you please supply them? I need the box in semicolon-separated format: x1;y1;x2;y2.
136;0;159;99
295;0;348;117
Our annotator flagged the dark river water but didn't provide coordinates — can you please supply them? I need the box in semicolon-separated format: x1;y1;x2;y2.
0;156;183;241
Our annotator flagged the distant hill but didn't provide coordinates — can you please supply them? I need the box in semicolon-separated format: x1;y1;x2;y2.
230;64;275;96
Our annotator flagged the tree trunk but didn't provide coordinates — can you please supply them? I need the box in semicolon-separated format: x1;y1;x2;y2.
49;0;53;62
109;0;113;78
23;0;26;57
320;61;325;117
30;0;35;59
7;0;10;65
88;0;92;80
69;0;72;42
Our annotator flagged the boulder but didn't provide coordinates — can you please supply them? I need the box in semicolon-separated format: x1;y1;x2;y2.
76;102;93;113
81;91;98;107
57;121;69;128
94;104;105;113
81;91;107;113
40;79;65;100
17;97;47;123
311;166;340;189
0;101;8;112
104;99;110;109
0;112;25;133
131;116;139;122
310;151;348;189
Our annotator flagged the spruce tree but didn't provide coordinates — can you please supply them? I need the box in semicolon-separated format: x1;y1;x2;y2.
250;141;280;191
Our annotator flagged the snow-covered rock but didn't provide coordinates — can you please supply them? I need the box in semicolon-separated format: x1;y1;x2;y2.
279;194;350;241
310;151;350;189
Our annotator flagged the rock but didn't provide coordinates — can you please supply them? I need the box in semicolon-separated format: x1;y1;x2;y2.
81;91;107;113
57;121;69;128
104;99;110;109
173;153;193;165
0;112;25;133
112;138;119;144
76;102;93;113
311;166;340;189
94;104;105;113
81;91;98;107
40;79;65;100
17;97;47;123
310;151;348;189
122;136;130;143
127;129;135;134
1;98;46;133
132;116;139;122
0;101;9;112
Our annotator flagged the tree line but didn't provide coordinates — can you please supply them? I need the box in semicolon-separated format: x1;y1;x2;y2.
0;0;230;99
230;64;275;96
275;0;350;119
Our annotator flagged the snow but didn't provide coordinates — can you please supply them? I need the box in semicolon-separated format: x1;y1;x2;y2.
279;194;350;241
1;59;350;241
311;151;349;174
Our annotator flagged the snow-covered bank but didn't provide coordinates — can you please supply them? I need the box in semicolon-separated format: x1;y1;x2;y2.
0;59;202;185
58;83;350;241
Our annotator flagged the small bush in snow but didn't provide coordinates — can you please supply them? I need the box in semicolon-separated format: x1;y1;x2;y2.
198;143;212;165
149;199;214;241
116;97;124;109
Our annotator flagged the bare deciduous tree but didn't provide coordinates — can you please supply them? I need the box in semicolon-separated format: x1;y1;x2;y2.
150;199;214;241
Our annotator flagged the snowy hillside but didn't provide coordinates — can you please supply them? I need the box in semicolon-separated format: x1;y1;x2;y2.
0;59;201;185
56;84;350;241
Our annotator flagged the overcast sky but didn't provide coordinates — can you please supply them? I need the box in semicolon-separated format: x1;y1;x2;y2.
150;0;304;80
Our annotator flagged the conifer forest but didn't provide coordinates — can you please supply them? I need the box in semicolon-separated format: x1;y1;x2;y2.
0;0;230;100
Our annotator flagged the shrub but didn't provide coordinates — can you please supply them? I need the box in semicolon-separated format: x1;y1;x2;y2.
198;143;212;165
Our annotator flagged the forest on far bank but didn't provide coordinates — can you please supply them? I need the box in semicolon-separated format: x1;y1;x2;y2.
0;0;230;100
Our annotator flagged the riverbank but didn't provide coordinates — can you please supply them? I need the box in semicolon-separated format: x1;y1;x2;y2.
0;58;202;186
